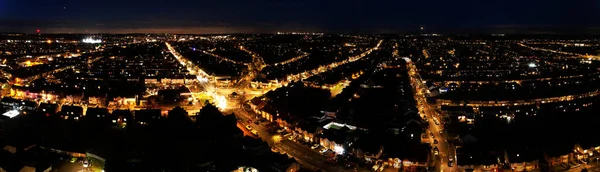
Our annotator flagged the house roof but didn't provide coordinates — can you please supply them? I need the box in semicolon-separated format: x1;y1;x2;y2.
61;105;83;113
319;128;351;144
456;146;499;166
295;118;321;134
1;97;18;103
112;110;133;118
506;147;540;163
134;109;161;120
350;134;383;154
381;139;429;163
86;107;109;117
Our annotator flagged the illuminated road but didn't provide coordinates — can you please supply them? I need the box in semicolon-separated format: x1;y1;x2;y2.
284;40;383;82
518;42;600;60
269;52;310;67
405;57;456;172
199;49;248;65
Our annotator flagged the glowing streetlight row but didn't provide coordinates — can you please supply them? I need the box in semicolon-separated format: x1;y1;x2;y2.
284;40;383;83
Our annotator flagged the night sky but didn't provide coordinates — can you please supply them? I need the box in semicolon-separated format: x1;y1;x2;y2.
0;0;598;34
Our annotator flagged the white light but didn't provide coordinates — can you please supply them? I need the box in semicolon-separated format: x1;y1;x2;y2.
197;77;208;83
82;38;102;44
334;145;345;155
528;63;537;68
2;110;20;118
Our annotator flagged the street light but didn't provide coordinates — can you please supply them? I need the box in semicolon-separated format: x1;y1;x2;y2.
273;135;282;143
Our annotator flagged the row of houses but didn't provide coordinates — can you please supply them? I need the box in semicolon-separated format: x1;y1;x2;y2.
1;96;163;126
248;97;431;170
455;143;600;172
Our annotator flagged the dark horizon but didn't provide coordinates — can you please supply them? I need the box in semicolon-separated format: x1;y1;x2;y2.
1;0;598;34
1;25;600;35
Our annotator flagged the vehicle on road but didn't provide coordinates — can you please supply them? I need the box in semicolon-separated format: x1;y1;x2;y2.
448;157;454;167
319;148;328;154
433;146;439;155
439;130;443;134
70;157;77;163
245;125;252;130
250;129;258;135
434;139;438;144
311;144;320;149
83;159;90;168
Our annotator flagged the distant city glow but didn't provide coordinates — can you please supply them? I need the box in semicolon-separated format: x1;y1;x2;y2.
2;110;20;118
82;38;102;44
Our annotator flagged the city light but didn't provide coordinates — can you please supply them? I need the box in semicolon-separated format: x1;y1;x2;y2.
334;145;345;155
82;38;102;44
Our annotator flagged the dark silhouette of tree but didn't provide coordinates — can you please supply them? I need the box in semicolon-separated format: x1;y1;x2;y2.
166;106;193;129
194;103;244;171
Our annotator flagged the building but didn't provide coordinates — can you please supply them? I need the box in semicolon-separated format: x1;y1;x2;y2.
60;105;83;120
456;146;501;172
134;109;162;125
37;103;58;115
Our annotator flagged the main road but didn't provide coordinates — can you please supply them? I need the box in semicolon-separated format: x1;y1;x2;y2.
405;57;456;172
167;40;385;171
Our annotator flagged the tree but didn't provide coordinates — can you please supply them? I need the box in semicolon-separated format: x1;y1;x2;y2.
166;106;193;128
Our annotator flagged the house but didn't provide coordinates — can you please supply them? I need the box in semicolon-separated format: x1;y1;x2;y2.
380;138;430;169
267;153;300;172
37;103;58;115
543;140;577;171
505;147;540;171
292;118;325;143
0;97;18;109
85;107;109;124
456;146;501;172
60;105;83;120
348;134;384;162
318;124;354;155
241;137;270;157
20;100;37;111
134;109;162;125
0;144;53;172
460;134;479;144
111;110;133;126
